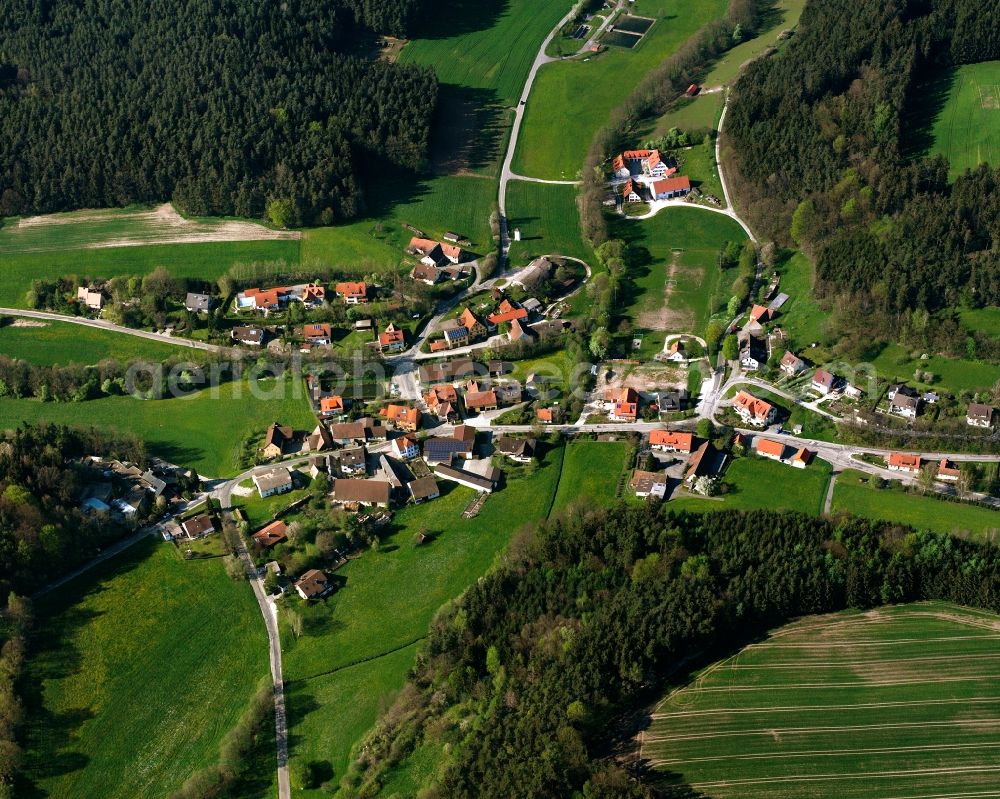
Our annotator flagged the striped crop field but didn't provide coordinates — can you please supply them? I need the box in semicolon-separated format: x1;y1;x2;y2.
642;602;1000;799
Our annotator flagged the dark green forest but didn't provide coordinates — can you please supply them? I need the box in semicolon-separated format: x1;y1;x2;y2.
0;424;147;601
726;0;1000;323
337;503;1000;798
0;0;435;224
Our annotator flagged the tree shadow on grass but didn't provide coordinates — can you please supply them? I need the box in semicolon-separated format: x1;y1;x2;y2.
283;683;321;755
901;65;957;161
409;0;510;40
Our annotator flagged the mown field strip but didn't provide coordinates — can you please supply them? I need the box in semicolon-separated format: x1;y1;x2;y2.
645;604;1000;799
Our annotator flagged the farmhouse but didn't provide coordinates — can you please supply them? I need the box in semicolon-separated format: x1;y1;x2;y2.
262;422;296;460
937;458;962;482
237;283;326;314
888;384;921;419
408;237;467;267
967;403;996;428
319;395;346;418
684;441;722;485
334;281;368;304
337;446;367;476
433;461;500;493
181;513;215;539
739;334;768;370
749;304;772;325
333;478;391;507
424;383;460;421
458;307;488;340
378;322;406;353
622;179;645;203
423;425;476;464
811;368;837;395
440;322;470;349
631;469;667;499
650;176;691;200
733;390;777;427
464;389;498;414
185;292;213;313
613;149;672;178
410;262;442;285
508;316;534;342
418;359;475;384
606;386;639;422
513;258;555;292
780;351;806;376
76;286;104;311
295;569;332;600
407;475;440;504
302;323;332;346
886;452;922;474
495;436;535;463
252;466;294;498
754;437;787;462
231;325;265;346
392;434;419;461
252;520;288;550
487;299;528;327
649;429;694;454
380;404;421;432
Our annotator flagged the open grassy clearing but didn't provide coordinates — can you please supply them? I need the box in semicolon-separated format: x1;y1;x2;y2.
671;454;831;516
652;90;724;137
867;341;999;394
551;439;631;513
513;0;729;180
0;372;315;477
506;180;594;266
643;602;1000;799
961;306;1000;339
676;143;725;203
771;249;828;348
0;317;194;366
620;207;747;339
284;443;566;789
22;538;270;799
699;0;807;87
910;60;1000;181
832;468;1000;542
0;203;297;254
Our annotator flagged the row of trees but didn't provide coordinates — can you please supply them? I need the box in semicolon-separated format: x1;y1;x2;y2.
0;594;31;798
0;0;436;224
334;503;1000;797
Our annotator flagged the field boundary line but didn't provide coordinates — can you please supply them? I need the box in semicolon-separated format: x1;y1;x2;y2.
725;653;1000;669
692;764;1000;789
288;636;425;685
647;741;1000;766
651;695;1000;719
686;674;1000;691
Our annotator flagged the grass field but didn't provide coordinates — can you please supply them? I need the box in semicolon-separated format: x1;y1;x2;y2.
772;250;829;348
0;373;315;477
22;539;270;799
672;455;831;516
284;443;567;789
506;180;594;267
699;0;807;87
0;318;194;366
912;60;1000;181
643;602;1000;799
652;91;724;137
960;306;1000;339
832;469;1000;542
620;207;747;339
513;0;729;180
867;342;999;394
551;439;631;513
676;144;725;204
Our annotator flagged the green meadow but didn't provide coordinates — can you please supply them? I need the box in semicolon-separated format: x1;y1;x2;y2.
0;373;316;477
620;207;747;339
912;60;1000;180
284;443;567;790
22;539;270;799
513;0;729;180
960;306;1000;339
0;318;194;366
772;250;829;348
551;439;631;513
832;469;1000;542
652;91;724;137
506;180;595;266
644;602;1000;799
867;342;999;394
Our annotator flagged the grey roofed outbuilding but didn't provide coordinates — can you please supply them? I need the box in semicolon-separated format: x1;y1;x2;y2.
185;292;213;313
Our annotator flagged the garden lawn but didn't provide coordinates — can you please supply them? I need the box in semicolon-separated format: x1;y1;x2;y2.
551;439;631;513
283;443;566;787
728;384;839;442
676;143;725;204
652;91;724;137
0;239;300;309
513;0;728;180
22;539;270;799
0;373;316;477
911;60;1000;181
620;207;747;338
832;468;1000;542
644;602;1000;799
868;342;999;394
772;250;828;348
699;0;807;87
0;318;195;366
506;180;594;266
672;455;831;516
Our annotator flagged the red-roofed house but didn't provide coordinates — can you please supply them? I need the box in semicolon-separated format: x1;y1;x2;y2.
335;281;368;304
887;452;922;474
380;404;421;432
378;323;406;353
607;386;639;422
253;520;288;551
623;179;644;203
750;304;772;324
649;429;694;454
487;299;529;326
458;308;488;340
811;368;837;395
651;176;691;200
537;407;557;424
464;390;498;413
733;390;777;427
392;434;419;460
937;458;961;482
320;395;346;418
754;437;787;461
791;447;813;469
302;323;332;345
